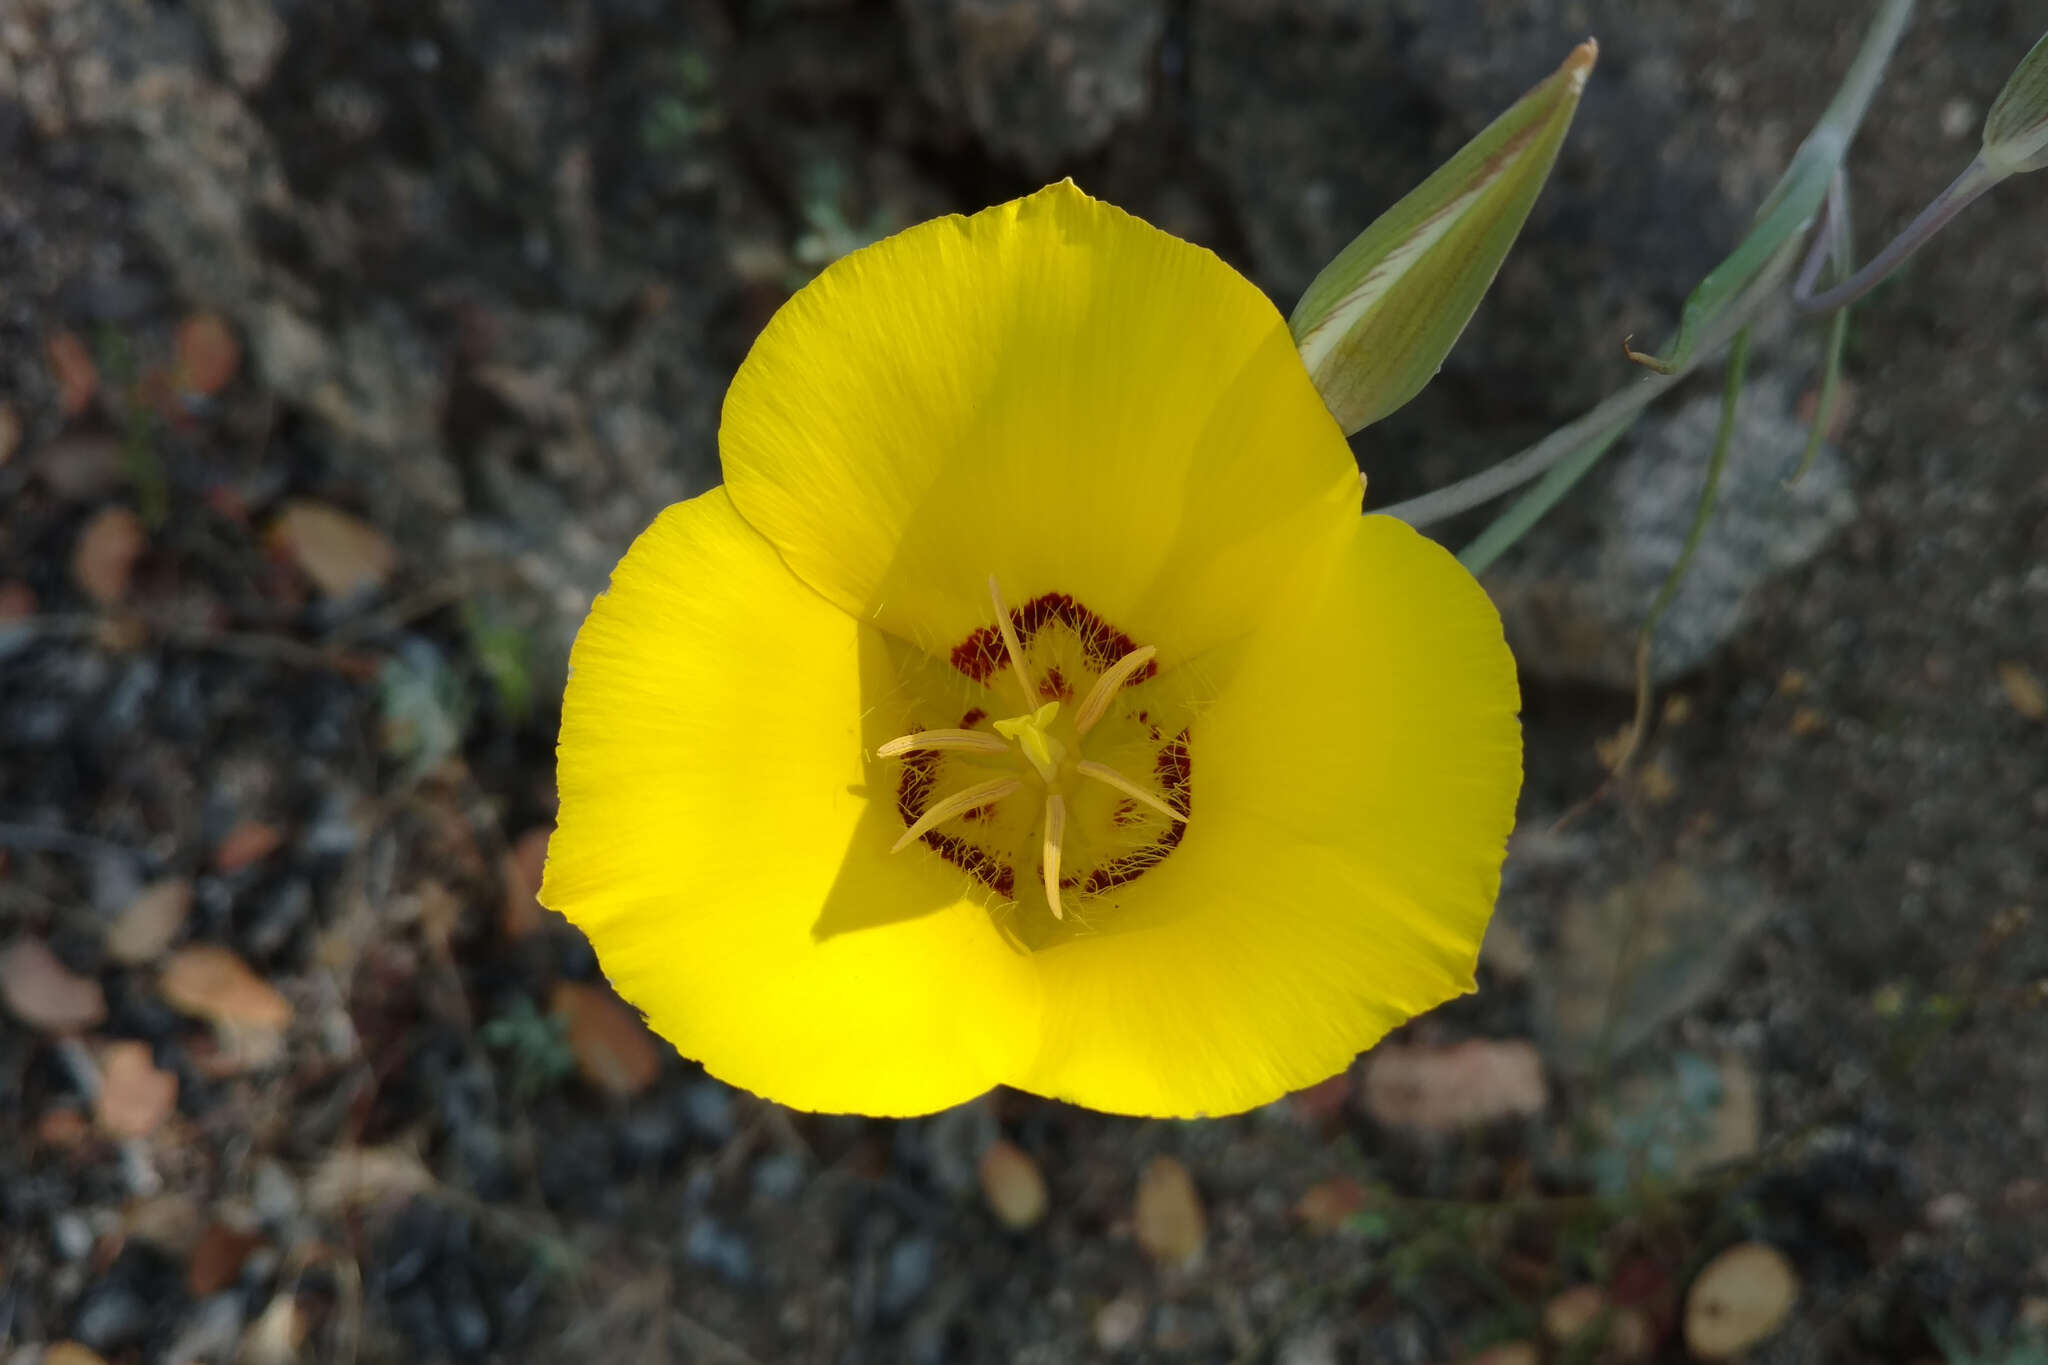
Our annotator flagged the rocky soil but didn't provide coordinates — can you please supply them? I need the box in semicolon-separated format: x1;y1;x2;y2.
2;1;2044;1363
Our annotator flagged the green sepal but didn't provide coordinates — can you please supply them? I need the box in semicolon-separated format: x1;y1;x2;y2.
1984;30;2048;174
1289;41;1597;434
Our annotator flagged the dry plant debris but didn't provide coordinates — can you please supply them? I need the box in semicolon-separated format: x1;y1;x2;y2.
95;1040;180;1138
273;499;399;598
72;506;146;607
550;981;662;1098
1133;1155;1205;1269
105;878;194;965
1684;1241;1800;1358
977;1138;1048;1230
0;937;109;1032
1362;1038;1547;1133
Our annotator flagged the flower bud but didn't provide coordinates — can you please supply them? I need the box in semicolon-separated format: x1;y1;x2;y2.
1983;31;2048;174
1290;41;1597;434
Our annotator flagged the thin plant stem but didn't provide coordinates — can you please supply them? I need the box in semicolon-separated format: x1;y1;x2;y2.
1795;156;2005;317
1792;172;1855;485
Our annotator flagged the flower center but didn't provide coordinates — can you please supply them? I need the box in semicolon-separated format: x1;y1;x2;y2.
877;578;1193;929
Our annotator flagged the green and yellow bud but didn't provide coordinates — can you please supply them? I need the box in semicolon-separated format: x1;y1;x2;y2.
1983;30;2048;175
1290;41;1597;434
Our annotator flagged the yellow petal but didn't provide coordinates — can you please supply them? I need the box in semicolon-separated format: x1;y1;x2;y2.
541;489;1042;1116
720;180;1360;668
1013;516;1521;1117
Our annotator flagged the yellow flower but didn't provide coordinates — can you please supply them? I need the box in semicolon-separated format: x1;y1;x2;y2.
541;181;1521;1119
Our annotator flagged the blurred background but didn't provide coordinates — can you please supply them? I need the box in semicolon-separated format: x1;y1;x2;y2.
2;1;2045;1362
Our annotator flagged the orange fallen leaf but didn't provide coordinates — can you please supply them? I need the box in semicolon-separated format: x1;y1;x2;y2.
501;826;554;940
48;329;98;416
213;820;284;872
173;312;242;397
979;1138;1048;1230
96;1041;179;1138
159;944;293;1029
106;878;193;965
1362;1038;1547;1134
551;981;661;1098
1133;1155;1205;1270
273;500;397;598
72;506;147;607
0;937;108;1032
1294;1175;1368;1233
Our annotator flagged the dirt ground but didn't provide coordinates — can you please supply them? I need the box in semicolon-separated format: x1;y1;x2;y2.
2;1;2044;1363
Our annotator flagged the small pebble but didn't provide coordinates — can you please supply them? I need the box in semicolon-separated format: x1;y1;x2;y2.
878;1235;936;1321
750;1151;805;1202
682;1217;754;1287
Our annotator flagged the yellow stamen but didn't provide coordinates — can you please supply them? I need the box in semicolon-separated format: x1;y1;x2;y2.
1042;793;1067;920
1075;758;1188;825
1073;644;1157;736
890;776;1024;853
993;701;1066;784
875;729;1010;759
987;575;1037;705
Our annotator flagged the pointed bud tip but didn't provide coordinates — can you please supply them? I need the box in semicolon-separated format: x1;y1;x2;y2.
1565;39;1599;90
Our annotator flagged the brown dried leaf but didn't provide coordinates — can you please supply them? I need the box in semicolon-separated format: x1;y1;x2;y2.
1684;1242;1799;1359
1999;662;2048;721
72;506;147;607
0;937;108;1032
1362;1039;1547;1134
0;580;36;623
31;433;127;501
187;1222;265;1296
1133;1155;1205;1270
124;1192;206;1255
213;820;285;872
307;1145;436;1215
174;312;242;397
551;981;661;1099
0;401;21;465
159;945;293;1029
274;500;396;598
106;878;194;965
1294;1176;1368;1233
501;826;554;940
48;329;98;416
96;1041;179;1138
37;1106;93;1148
1286;1069;1353;1125
1462;1344;1539;1365
978;1138;1048;1230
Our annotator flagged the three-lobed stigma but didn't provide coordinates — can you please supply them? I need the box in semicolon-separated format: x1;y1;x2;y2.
879;578;1191;923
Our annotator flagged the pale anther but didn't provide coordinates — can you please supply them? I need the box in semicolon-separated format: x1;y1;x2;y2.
875;729;1010;759
1074;644;1157;736
987;575;1038;705
891;776;1024;853
1042;793;1067;920
1075;759;1189;825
